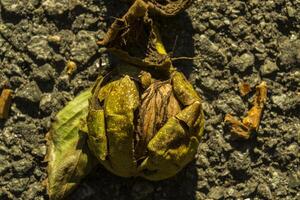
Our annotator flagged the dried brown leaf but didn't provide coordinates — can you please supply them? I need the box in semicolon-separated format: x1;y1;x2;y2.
239;82;251;96
98;0;171;71
136;80;181;157
225;81;268;139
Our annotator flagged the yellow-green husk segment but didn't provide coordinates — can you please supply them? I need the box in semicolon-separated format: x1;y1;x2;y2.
87;70;205;180
87;0;205;180
45;89;97;200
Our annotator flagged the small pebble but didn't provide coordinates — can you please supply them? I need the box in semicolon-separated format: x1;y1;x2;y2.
194;34;227;66
32;64;55;83
257;183;273;199
8;178;30;193
22;182;45;199
31;144;47;158
131;181;154;200
215;93;246;115
228;151;251;174
0;155;11;175
27;36;52;61
288;172;300;189
260;60;279;76
278;38;300;66
70;30;98;65
208;186;224;200
12;158;33;174
39;93;55;115
271;92;300;111
47;35;61;44
15;81;42;103
229;52;255;72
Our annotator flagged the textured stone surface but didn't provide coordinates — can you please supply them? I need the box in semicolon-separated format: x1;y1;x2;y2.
0;0;299;199
15;81;42;103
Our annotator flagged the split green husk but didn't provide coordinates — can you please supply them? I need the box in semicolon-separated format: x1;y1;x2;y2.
86;66;204;181
46;0;204;199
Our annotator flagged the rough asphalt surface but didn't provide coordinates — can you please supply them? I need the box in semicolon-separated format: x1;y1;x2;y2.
0;0;299;199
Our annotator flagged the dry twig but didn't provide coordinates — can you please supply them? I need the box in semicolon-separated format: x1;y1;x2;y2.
0;89;13;119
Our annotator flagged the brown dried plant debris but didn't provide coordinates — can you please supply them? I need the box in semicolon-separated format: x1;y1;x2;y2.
0;88;13;119
239;82;251;96
119;0;193;16
98;0;172;71
99;0;149;46
66;60;77;75
225;81;268;139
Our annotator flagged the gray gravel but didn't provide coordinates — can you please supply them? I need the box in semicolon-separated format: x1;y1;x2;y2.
0;0;300;200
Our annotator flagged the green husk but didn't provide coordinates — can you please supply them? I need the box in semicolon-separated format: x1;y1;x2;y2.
91;2;205;179
86;68;205;181
87;75;140;177
46;0;202;198
46;89;97;200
